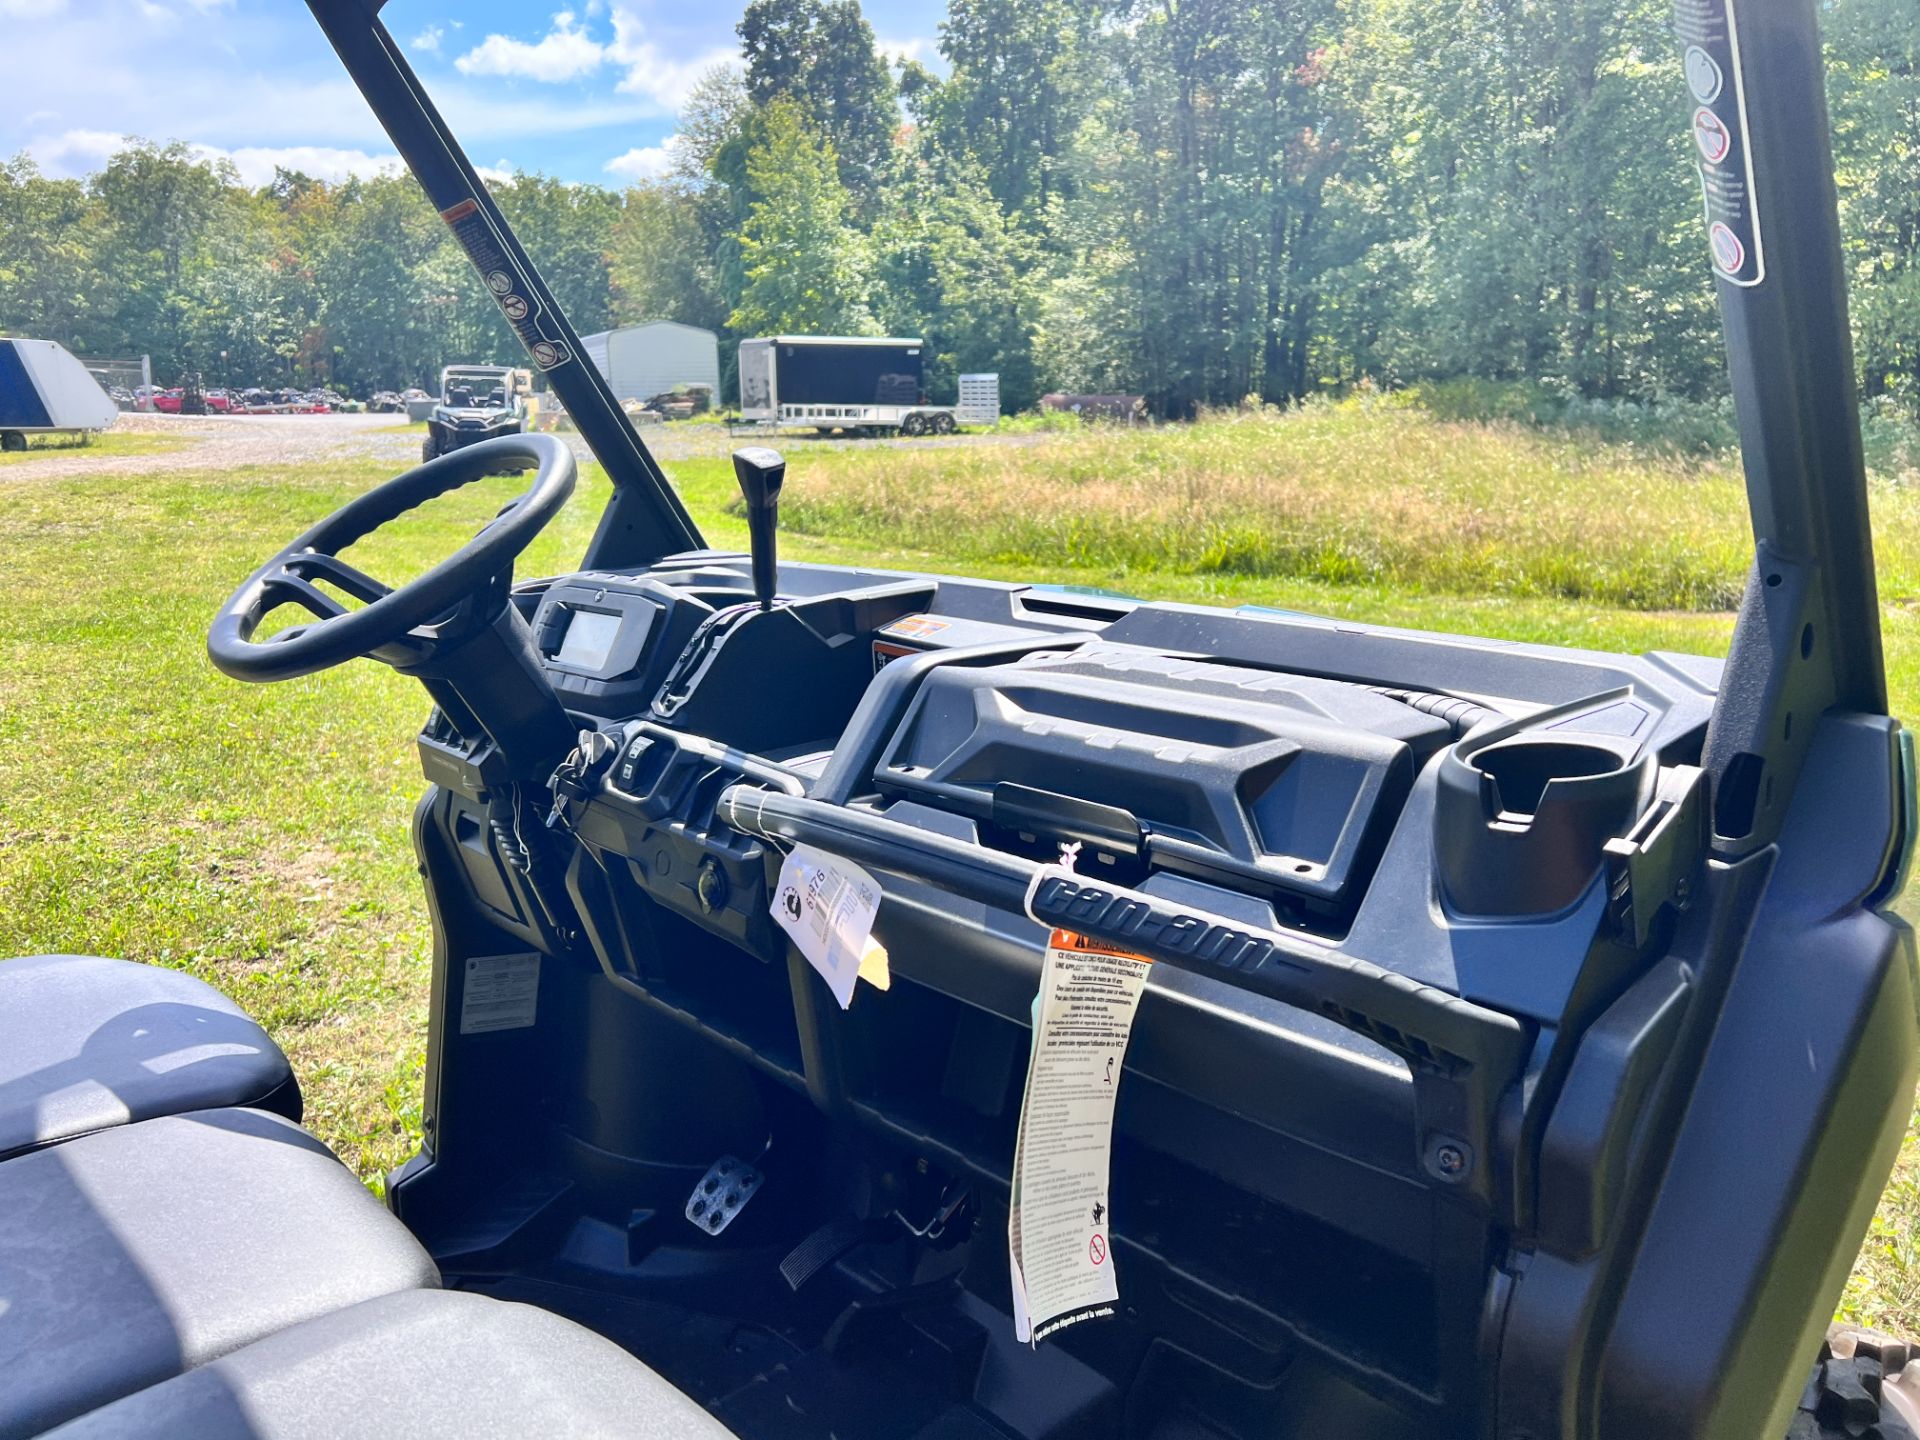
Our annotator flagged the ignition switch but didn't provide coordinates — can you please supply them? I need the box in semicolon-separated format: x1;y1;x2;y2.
695;857;729;915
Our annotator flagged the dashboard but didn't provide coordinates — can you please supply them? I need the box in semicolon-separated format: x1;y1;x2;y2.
413;548;1720;1407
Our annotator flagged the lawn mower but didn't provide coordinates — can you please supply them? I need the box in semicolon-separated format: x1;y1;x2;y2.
0;0;1910;1436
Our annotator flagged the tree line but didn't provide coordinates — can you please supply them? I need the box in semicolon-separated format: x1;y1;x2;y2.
2;0;1915;416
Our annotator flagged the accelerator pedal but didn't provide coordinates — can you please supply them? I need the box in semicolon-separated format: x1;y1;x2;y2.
685;1155;764;1236
779;1216;870;1292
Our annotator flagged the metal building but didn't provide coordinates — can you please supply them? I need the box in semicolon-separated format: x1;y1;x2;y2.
578;322;721;407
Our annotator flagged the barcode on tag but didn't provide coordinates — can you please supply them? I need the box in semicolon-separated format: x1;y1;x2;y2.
459;952;541;1034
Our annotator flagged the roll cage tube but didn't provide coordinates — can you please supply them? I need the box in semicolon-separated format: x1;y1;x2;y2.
1690;0;1892;856
304;0;704;570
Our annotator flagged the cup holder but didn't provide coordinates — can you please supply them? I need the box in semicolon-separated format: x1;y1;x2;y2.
1435;728;1654;917
1474;740;1631;819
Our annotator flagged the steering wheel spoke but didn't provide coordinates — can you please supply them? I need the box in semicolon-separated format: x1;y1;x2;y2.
284;550;394;605
261;568;351;623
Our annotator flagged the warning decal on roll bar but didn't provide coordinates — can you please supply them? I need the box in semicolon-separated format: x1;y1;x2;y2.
1676;0;1764;286
1009;927;1152;1343
438;196;577;369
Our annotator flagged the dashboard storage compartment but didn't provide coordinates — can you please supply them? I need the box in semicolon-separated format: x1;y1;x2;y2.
872;643;1453;930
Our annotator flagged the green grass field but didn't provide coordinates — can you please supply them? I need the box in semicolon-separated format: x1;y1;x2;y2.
0;428;192;464
2;404;1917;1329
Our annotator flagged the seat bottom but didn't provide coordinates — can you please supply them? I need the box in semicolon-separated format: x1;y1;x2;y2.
0;1109;437;1439
43;1289;733;1439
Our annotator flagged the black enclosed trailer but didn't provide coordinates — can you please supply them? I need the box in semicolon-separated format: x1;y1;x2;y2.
739;335;996;434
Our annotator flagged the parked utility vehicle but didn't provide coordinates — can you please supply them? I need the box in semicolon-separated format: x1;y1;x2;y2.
421;363;532;462
0;2;1911;1438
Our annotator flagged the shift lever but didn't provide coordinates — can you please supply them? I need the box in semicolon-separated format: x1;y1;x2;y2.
731;447;786;612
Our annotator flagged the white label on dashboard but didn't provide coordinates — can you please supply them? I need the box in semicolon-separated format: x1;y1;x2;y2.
1009;929;1152;1343
459;952;541;1034
772;844;881;1009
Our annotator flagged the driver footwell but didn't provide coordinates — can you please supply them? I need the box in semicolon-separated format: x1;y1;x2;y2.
439;1188;1429;1440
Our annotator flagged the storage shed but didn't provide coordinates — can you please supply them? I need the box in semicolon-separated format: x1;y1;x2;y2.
578;322;721;407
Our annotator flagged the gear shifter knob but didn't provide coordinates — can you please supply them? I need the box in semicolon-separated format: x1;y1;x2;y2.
731;447;786;611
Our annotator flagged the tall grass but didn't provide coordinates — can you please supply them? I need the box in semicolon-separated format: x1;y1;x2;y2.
764;397;1920;611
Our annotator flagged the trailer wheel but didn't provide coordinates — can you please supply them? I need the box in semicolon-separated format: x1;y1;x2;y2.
931;412;956;435
0;432;25;452
901;412;929;437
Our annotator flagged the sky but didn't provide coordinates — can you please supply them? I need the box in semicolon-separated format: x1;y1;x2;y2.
3;0;948;188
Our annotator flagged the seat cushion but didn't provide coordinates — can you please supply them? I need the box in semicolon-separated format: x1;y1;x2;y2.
0;1108;438;1439
0;954;298;1159
43;1289;735;1439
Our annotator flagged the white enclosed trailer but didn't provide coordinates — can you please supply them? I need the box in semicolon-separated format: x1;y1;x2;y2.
738;337;997;434
579;322;721;407
0;338;119;450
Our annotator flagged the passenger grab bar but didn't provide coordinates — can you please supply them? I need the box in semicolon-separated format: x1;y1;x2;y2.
717;784;1532;1211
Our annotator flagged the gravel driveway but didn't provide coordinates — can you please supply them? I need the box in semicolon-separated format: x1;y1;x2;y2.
1;412;1046;483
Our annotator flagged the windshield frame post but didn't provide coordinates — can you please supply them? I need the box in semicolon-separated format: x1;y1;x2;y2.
304;0;706;568
1687;0;1889;857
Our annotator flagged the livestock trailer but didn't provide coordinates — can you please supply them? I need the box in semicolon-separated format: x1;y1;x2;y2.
0;338;119;450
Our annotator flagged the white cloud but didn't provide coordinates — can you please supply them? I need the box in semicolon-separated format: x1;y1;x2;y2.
604;143;672;182
445;7;730;113
128;0;229;22
455;10;605;83
27;129;126;176
2;3;721;187
876;36;933;67
411;24;444;54
0;0;68;18
192;143;403;187
607;9;735;113
24;130;403;187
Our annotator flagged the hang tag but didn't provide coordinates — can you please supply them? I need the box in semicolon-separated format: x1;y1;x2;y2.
1008;928;1152;1343
856;938;892;991
771;844;882;1009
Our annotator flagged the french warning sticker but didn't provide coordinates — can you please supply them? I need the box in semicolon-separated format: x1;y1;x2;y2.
438;196;577;369
1676;0;1764;286
1008;928;1152;1344
458;952;541;1034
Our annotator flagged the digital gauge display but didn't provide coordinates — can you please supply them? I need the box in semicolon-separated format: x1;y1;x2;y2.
555;609;621;670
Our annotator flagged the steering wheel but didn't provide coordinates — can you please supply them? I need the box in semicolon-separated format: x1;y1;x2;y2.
209;434;575;683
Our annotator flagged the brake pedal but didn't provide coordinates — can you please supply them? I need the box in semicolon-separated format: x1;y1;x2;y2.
685;1155;764;1236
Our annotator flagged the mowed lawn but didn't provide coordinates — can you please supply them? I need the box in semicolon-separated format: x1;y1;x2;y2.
4;403;1920;1328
